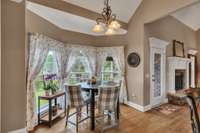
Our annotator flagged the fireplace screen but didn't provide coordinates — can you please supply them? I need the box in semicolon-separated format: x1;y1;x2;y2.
175;70;185;90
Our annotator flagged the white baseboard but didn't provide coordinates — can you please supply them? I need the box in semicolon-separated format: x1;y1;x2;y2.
8;128;27;133
143;104;152;112
126;98;169;112
126;101;152;112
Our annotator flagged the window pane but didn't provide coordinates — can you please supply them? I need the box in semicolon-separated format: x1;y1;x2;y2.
42;53;58;74
67;51;91;84
102;60;120;82
103;61;112;72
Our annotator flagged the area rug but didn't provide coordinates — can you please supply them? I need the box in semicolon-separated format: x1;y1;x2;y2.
153;104;181;115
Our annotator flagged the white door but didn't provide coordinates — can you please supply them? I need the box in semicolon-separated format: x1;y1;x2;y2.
149;38;168;108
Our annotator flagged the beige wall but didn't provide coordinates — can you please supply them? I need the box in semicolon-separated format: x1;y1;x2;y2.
197;30;200;85
126;0;198;106
146;16;197;57
144;16;198;105
95;35;128;47
0;0;1;131
1;0;26;133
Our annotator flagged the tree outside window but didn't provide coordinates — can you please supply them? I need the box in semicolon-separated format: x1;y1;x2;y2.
101;58;120;82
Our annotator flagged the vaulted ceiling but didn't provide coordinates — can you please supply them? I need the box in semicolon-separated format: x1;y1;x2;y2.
27;0;143;36
171;2;200;31
63;0;143;23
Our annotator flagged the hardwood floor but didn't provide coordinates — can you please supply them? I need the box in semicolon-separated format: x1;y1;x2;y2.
31;105;193;133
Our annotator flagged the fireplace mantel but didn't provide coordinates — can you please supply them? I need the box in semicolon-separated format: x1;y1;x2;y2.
167;57;191;93
168;57;191;64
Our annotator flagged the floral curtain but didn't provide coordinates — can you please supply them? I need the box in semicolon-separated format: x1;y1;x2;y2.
81;47;97;76
66;48;78;77
96;46;128;103
26;33;50;131
65;45;97;77
54;46;72;90
96;48;109;77
112;47;127;103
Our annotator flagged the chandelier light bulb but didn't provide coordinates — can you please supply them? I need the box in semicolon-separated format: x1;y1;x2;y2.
109;20;121;29
92;23;104;33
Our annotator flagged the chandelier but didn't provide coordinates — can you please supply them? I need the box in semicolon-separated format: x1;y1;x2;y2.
92;0;121;35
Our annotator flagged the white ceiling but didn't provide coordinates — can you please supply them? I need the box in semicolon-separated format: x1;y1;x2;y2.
63;0;143;23
171;2;200;31
27;1;127;36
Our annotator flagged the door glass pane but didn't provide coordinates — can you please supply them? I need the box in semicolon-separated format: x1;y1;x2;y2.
154;53;161;97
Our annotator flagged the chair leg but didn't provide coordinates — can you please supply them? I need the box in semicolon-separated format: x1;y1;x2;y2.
108;111;111;122
115;112;119;126
65;106;70;127
76;108;79;132
100;111;105;133
86;104;89;115
78;107;82;119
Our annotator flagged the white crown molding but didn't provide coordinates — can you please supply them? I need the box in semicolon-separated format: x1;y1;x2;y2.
149;37;169;49
10;0;23;3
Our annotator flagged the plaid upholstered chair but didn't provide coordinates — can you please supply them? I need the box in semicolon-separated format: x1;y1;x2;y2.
185;95;200;133
65;84;89;132
96;85;120;133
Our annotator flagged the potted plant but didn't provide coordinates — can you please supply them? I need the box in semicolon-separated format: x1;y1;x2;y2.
43;74;59;96
50;80;59;95
43;83;51;96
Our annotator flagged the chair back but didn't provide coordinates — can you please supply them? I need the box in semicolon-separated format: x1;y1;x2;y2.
65;84;84;108
98;85;120;112
185;95;200;133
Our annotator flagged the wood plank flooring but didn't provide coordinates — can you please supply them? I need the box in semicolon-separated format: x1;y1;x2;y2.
31;105;193;133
